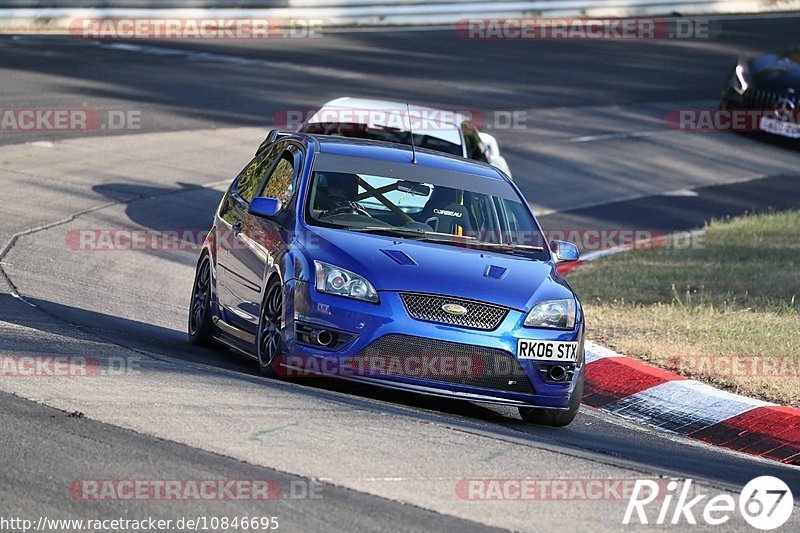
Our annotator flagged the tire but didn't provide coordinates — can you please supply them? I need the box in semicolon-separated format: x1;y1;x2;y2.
518;371;584;427
188;253;224;349
256;277;284;378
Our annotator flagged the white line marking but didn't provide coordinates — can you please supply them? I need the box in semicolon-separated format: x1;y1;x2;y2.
569;129;677;143
98;42;367;79
26;140;54;148
544;172;771;220
660;188;699;197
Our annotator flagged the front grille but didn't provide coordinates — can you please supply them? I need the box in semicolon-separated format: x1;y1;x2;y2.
745;89;793;111
345;334;534;394
400;292;508;330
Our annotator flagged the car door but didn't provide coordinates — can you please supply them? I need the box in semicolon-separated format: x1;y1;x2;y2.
225;143;302;334
216;142;282;330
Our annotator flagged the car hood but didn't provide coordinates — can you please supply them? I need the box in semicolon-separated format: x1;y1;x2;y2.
298;226;574;311
750;50;800;91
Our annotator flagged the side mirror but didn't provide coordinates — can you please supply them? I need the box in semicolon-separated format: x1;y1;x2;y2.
550;240;580;263
249;197;282;218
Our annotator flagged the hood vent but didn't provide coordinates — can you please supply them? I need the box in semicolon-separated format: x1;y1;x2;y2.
381;249;417;266
484;265;508;279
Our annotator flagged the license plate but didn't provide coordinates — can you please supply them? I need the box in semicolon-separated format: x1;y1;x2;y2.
517;340;578;361
759;117;800;138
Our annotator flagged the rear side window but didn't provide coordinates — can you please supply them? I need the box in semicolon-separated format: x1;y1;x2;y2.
261;153;295;204
237;145;280;202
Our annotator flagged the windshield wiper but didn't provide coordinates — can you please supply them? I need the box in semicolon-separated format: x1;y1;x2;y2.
345;227;543;252
470;242;545;253
346;226;475;242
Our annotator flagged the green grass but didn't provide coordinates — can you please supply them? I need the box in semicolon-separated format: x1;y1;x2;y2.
569;210;800;406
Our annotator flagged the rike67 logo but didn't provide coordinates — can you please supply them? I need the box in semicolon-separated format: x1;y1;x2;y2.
624;476;794;529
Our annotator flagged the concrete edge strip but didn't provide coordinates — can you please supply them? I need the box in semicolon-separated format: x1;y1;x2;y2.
583;344;800;466
574;230;800;466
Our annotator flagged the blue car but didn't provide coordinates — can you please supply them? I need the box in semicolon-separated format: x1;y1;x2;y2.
188;130;585;426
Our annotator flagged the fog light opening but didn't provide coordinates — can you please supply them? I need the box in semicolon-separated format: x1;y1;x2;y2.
548;365;567;382
314;329;334;347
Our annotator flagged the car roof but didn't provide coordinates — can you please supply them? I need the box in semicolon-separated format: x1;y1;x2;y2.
311;96;471;127
297;133;505;181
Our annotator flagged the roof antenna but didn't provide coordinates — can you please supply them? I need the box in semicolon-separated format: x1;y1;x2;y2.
406;103;417;164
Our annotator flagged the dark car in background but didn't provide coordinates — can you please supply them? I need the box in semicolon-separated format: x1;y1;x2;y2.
721;47;800;139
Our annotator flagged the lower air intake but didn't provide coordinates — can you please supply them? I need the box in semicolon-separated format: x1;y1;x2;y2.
346;334;534;394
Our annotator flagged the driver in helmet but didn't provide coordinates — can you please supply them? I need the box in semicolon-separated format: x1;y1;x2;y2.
313;172;361;217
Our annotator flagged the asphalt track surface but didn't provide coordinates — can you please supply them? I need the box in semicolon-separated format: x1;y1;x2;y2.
1;14;799;532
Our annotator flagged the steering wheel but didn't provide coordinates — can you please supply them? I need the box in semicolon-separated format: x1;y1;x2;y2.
320;201;373;219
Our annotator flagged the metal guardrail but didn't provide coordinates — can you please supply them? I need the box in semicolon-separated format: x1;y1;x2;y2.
0;0;798;27
0;2;289;6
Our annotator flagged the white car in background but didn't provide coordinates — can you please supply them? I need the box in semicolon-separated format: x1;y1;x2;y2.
299;97;513;177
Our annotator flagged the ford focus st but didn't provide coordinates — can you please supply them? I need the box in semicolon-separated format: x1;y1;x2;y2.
188;130;584;426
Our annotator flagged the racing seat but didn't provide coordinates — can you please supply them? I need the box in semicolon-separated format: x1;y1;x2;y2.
423;202;473;235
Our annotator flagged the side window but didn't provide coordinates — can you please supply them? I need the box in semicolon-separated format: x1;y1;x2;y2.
260;151;296;205
236;145;280;202
461;121;488;162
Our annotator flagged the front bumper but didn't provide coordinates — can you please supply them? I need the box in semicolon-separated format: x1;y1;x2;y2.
721;86;800;139
282;280;584;409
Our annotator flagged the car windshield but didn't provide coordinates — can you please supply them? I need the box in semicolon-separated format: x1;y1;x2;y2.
305;154;548;259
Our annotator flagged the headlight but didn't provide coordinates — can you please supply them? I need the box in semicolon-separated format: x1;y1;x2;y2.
314;261;378;303
523;299;576;329
732;63;750;95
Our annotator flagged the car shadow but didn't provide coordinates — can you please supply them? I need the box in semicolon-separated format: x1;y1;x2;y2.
92;181;224;231
86;181;226;267
1;292;508;423
4;292;799;492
